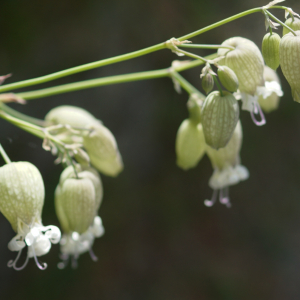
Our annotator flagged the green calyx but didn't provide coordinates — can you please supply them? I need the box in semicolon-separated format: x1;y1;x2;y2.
283;18;300;36
201;73;214;94
217;66;239;92
0;162;45;232
201;90;239;150
175;119;206;170
262;32;281;70
218;37;264;95
279;30;300;102
55;165;103;234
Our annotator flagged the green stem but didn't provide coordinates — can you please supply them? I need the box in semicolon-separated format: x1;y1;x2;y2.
171;72;203;96
0;43;166;93
212;75;223;96
177;8;262;41
15;54;217;100
1;103;48;126
0;6;273;94
0;143;11;164
265;10;297;36
179;44;235;50
174;49;207;62
0;111;45;139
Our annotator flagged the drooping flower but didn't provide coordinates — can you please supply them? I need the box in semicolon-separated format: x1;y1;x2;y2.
279;30;300;102
0;162;61;270
201;90;239;149
175;118;206;170
218;37;266;126
204;121;249;208
55;164;104;268
45;105;123;177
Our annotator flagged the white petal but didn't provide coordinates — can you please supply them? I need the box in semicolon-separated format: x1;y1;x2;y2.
8;235;26;251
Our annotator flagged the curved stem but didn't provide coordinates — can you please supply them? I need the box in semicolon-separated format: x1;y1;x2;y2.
0;6;274;94
177;8;262;41
1;104;48;126
0;43;166;93
15;54;217;100
0;143;11;164
171;72;203;96
265;10;297;35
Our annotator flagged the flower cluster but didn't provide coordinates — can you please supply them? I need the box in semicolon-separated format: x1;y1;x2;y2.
0;105;122;270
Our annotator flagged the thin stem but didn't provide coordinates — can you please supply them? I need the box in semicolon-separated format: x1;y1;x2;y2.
0;43;166;93
212;75;223;97
15;54;217;100
0;112;44;139
1;104;48;126
265;10;297;36
178;8;262;41
179;44;235;50
0;143;11;164
0;6;275;94
171;72;203;96
174;49;207;62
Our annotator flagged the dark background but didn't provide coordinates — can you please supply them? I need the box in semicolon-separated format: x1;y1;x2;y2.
0;0;299;299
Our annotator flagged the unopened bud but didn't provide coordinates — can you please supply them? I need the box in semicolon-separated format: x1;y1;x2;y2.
45;105;99;128
262;32;281;70
283;17;300;36
217;66;239;92
201;73;214;94
83;123;123;177
279;30;300;102
218;37;264;95
201;91;239;150
175;119;206;170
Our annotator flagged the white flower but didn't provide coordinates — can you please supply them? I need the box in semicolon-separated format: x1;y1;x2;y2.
0;162;61;270
239;92;266;126
204;121;249;208
58;216;104;269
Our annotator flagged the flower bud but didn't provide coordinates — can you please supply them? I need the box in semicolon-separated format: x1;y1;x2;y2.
262;32;281;70
279;30;300;102
217;66;239;92
201;91;239;150
55;165;103;234
257;66;283;113
0;162;61;270
83;123;123;177
201;73;214;94
45;105;99;128
175;119;206;170
283;17;300;36
218;37;264;95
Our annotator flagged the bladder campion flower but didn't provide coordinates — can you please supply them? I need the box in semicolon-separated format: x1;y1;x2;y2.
55;165;104;268
0;162;61;270
204;121;249;208
201;90;239;150
218;37;266;125
279;30;300;103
